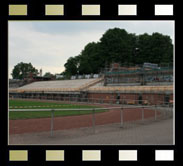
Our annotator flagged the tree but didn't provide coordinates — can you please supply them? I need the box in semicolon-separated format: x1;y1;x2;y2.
99;28;136;65
137;33;173;64
44;72;53;78
63;28;173;76
78;42;102;74
64;57;79;77
11;62;38;79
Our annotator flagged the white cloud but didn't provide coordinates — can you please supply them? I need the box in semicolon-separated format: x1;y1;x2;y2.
8;22;103;78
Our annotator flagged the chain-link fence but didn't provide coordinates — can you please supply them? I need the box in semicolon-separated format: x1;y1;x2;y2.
9;104;173;137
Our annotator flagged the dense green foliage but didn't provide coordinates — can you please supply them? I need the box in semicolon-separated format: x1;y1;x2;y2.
43;72;53;78
11;62;38;79
63;28;173;76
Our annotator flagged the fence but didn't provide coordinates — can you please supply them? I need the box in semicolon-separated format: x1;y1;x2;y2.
9;105;173;137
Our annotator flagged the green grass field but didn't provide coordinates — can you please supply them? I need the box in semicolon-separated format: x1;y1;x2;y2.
9;99;105;120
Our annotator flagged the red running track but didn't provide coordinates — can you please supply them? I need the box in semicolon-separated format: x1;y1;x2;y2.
9;107;159;134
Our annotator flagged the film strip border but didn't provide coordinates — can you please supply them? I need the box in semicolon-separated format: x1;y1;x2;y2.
1;0;179;166
7;1;175;18
7;149;175;162
8;4;174;16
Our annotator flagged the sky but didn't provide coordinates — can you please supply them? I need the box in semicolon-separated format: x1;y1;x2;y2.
9;21;174;78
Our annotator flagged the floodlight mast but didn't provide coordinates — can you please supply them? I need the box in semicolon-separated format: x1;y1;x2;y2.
133;47;139;66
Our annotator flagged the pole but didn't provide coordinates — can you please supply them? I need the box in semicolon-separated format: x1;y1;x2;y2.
155;105;157;121
142;107;144;123
120;107;124;128
51;109;54;137
92;109;96;133
164;107;166;119
164;106;167;119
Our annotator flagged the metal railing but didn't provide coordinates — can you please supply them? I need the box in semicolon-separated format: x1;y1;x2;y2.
9;105;173;137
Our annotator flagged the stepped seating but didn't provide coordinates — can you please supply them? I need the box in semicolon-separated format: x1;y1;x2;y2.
79;77;104;90
9;77;173;93
12;78;97;92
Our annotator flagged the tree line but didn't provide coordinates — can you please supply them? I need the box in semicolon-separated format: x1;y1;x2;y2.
11;28;173;80
62;28;173;77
